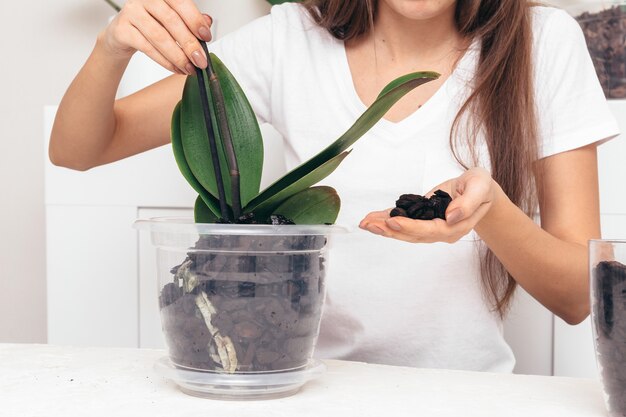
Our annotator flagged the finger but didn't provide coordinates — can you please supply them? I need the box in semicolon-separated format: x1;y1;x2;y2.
365;224;386;236
362;221;391;237
440;197;490;239
360;213;393;235
164;0;212;41
126;25;185;74
203;13;213;28
359;209;392;229
386;217;442;241
390;216;462;243
131;10;194;74
445;180;490;225
374;207;486;244
370;222;437;243
145;1;209;68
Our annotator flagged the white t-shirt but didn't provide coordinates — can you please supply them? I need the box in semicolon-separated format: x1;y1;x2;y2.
209;4;619;372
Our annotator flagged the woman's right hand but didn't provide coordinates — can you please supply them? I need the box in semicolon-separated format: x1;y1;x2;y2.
98;0;213;75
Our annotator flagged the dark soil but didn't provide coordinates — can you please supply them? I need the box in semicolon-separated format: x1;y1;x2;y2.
592;260;626;413
159;234;327;373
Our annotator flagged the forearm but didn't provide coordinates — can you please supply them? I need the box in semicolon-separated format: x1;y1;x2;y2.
50;36;131;170
475;184;590;324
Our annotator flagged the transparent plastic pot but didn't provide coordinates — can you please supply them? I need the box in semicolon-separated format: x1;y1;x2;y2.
589;239;626;416
564;1;626;99
134;217;345;400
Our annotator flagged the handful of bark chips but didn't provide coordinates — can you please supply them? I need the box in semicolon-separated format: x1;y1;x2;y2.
390;190;452;220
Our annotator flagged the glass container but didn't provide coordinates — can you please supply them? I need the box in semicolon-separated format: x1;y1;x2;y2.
589;239;626;416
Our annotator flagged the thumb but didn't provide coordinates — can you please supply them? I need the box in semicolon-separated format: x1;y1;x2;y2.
445;205;465;225
444;179;489;225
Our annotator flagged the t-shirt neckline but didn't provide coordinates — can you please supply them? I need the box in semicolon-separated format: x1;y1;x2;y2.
333;37;478;134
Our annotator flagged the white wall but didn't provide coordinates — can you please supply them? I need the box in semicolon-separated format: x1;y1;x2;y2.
0;0;113;342
0;0;269;343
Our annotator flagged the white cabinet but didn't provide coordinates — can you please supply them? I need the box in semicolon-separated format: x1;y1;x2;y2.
46;205;139;347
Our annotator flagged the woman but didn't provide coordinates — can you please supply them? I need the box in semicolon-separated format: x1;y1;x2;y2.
50;0;619;372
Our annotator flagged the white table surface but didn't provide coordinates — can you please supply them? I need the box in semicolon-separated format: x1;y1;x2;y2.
0;344;607;417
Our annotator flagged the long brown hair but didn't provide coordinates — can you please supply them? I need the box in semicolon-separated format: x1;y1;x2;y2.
304;0;539;317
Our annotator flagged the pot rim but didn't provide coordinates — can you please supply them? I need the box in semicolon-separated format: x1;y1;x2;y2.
589;238;626;244
133;217;348;235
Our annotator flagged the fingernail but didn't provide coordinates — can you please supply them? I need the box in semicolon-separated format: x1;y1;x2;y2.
191;50;207;68
199;25;212;42
185;63;196;75
446;209;463;225
203;14;213;26
386;219;402;231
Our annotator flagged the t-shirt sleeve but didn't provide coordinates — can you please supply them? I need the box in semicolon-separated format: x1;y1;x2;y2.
207;10;275;124
533;8;620;159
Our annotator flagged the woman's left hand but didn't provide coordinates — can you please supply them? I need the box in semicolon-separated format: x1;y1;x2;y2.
359;167;498;243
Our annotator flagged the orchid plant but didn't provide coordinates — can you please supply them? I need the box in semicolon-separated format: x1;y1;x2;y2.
175;44;438;224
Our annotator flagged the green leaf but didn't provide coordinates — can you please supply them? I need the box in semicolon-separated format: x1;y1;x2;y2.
376;71;439;99
194;195;219;223
212;54;264;206
171;101;221;217
248;151;351;218
274;186;340;224
180;75;227;202
245;71;439;212
179;55;263;208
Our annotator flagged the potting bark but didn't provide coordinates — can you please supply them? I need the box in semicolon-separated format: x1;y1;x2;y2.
390;190;452;220
592;260;626;414
160;234;327;373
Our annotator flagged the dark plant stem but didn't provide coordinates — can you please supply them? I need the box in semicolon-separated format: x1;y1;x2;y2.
201;42;242;220
104;0;122;12
196;67;231;221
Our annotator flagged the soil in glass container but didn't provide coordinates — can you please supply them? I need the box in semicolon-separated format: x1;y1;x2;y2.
159;234;327;374
592;260;626;414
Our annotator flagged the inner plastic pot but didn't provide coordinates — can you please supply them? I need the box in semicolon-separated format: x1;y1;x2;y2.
135;218;343;380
